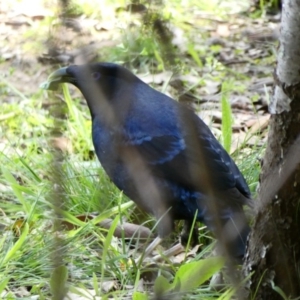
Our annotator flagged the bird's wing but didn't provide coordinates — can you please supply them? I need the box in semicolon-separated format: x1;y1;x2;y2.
122;131;239;194
125;134;185;165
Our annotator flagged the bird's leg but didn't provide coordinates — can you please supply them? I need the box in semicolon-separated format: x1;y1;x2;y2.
180;220;199;247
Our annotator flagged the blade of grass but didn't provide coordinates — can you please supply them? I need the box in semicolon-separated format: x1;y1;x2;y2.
1;222;29;266
221;82;233;153
100;215;120;294
2;167;31;214
0;278;10;294
62;83;90;145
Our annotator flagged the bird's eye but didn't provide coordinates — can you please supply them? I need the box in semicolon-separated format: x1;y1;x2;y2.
91;72;101;80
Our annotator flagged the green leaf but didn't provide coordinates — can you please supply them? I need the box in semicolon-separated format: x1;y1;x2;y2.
154;275;172;295
171;256;225;292
133;291;149;300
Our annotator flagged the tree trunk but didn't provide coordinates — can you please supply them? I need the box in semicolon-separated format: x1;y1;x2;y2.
245;1;300;299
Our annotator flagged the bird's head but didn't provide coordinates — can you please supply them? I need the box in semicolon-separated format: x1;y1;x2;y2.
40;63;141;119
41;62;139;92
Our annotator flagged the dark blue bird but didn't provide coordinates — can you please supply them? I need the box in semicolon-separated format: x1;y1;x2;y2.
41;63;252;261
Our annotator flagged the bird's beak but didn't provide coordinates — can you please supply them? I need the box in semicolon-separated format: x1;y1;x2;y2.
40;67;73;90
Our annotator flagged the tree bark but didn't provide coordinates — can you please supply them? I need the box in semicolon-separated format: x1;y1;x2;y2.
245;1;300;299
